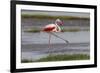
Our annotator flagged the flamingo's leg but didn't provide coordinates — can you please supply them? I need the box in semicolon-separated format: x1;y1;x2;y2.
49;32;69;45
48;33;51;53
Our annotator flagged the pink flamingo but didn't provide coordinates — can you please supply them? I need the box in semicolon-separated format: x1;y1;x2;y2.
42;19;69;50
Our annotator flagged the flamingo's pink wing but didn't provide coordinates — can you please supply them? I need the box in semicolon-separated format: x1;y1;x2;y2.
43;26;55;31
43;24;56;32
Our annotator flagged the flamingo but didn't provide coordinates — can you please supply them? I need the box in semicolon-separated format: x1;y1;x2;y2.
42;19;69;52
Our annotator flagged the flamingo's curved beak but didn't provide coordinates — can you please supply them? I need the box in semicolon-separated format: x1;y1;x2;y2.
57;21;64;26
60;21;64;25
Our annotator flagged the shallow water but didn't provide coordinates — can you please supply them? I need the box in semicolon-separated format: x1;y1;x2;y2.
22;43;90;61
22;31;89;45
21;31;90;61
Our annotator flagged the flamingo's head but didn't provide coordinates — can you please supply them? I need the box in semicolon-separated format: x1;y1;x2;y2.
55;19;63;26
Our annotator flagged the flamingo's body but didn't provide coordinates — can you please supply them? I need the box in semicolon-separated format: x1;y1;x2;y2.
43;24;61;32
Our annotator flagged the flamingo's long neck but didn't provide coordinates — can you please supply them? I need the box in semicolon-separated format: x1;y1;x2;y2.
55;23;61;32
